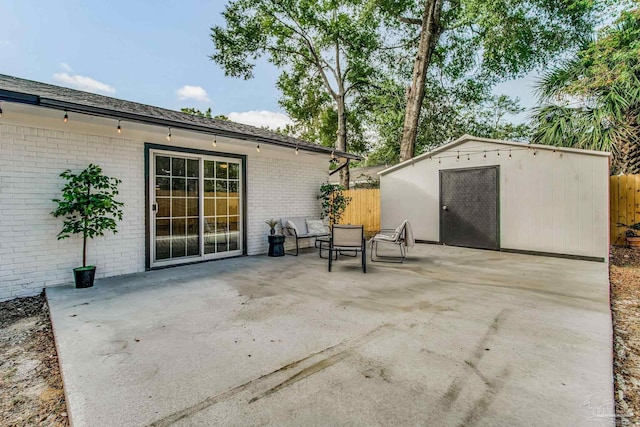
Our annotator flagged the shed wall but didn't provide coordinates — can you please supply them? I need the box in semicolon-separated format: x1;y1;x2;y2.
0;105;326;300
380;139;609;260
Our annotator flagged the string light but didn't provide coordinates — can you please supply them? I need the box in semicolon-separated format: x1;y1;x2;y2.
0;102;3;118
117;120;122;134
467;153;470;161
295;145;299;155
483;151;486;160
330;150;335;159
533;149;537;156
256;144;260;153
509;149;512;160
212;136;217;147
166;128;171;141
63;111;68;123
456;151;460;162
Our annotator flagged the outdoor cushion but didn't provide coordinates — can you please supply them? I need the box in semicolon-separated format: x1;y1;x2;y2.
282;217;309;236
306;219;328;235
286;220;300;236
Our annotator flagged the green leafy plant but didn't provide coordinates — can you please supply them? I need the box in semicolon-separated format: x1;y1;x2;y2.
51;164;124;268
319;183;351;226
265;218;278;228
265;218;279;234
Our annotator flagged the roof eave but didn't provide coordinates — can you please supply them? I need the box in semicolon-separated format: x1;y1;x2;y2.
0;88;362;161
378;134;610;176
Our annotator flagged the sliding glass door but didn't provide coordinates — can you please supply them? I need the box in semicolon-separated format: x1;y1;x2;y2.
150;149;242;267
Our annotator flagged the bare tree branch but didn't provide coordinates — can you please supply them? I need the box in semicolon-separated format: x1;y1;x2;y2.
398;16;423;26
267;0;339;100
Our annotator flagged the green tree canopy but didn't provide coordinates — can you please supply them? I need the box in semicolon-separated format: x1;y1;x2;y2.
210;0;387;186
362;76;529;165
531;6;640;174
181;107;229;121
382;0;603;161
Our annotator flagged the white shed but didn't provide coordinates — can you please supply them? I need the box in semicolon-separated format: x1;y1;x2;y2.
379;135;610;261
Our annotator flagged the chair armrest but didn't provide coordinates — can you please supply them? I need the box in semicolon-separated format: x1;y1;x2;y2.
285;227;299;238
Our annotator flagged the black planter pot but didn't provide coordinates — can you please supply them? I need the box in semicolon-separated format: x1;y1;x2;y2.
73;266;96;288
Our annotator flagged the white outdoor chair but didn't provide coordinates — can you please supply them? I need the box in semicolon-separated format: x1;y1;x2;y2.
328;225;366;273
370;220;413;263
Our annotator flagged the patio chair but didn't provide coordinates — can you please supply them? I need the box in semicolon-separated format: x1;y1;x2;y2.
370;220;414;263
328;225;366;273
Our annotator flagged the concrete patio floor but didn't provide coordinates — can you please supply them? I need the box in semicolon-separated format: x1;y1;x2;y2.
46;244;613;426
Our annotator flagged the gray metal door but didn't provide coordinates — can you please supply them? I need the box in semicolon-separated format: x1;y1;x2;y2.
440;166;499;250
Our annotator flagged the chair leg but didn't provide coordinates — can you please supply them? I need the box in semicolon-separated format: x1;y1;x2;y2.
362;244;366;273
285;238;299;256
371;240;405;263
328;248;332;272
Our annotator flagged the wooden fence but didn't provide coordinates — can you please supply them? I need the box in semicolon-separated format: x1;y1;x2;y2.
338;189;380;236
611;174;640;245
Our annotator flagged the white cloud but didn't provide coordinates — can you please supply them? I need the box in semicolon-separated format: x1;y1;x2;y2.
59;62;73;72
176;85;211;103
228;110;293;130
53;72;116;94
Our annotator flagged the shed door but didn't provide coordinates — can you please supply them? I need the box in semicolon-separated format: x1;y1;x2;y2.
440;166;499;250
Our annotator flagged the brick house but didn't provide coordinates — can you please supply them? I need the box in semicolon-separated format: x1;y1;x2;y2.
0;75;359;301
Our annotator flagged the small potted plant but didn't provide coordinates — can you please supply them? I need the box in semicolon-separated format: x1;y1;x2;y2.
265;218;279;235
51;164;124;288
617;222;640;248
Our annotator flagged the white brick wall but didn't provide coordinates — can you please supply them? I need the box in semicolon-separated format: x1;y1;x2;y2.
0;113;329;301
246;155;326;255
0;123;145;301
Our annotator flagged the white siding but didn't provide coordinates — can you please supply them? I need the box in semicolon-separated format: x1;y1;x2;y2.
380;138;609;260
0;104;327;300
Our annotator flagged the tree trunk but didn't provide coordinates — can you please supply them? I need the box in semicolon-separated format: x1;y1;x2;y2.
399;0;445;162
614;134;640;175
83;183;91;267
336;94;350;188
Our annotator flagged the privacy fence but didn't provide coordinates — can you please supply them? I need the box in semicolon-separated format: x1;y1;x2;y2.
338;189;380;236
611;174;640;245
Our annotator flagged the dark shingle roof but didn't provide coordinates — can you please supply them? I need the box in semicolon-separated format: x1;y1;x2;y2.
0;74;360;159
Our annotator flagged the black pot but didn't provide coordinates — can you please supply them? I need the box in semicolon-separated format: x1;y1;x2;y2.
73;266;96;289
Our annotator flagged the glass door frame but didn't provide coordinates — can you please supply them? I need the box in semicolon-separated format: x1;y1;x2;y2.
145;144;247;269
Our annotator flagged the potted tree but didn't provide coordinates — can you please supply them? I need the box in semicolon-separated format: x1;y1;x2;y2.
618;222;640;248
319;182;351;227
51;164;124;288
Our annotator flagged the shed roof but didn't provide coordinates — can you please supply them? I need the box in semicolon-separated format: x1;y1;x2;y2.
0;74;360;160
378;134;610;176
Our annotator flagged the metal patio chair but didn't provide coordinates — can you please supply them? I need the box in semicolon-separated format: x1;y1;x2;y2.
328;225;366;273
370;220;414;263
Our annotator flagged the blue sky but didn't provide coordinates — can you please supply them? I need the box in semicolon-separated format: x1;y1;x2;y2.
0;0;537;128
